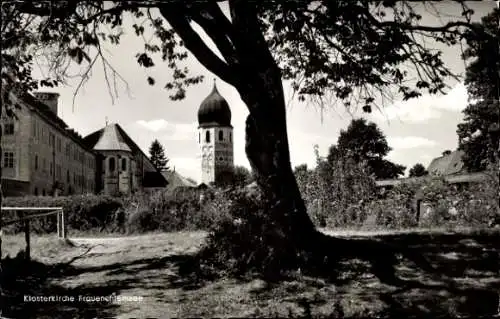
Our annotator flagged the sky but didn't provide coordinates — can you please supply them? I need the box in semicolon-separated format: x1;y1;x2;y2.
34;1;496;182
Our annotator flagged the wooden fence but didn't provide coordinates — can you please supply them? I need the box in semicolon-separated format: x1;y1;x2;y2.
1;207;66;261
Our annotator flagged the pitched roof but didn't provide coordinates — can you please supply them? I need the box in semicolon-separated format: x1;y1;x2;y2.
86;124;132;152
3;86;92;152
162;170;197;189
83;124;168;187
427;150;466;176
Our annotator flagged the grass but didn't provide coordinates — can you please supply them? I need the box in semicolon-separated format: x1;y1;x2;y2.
1;229;500;318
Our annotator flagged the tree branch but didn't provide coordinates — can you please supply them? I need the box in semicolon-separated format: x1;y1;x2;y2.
361;5;486;37
228;0;282;91
188;2;239;67
158;3;237;86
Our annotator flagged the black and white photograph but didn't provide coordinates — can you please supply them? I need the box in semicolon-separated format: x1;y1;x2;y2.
1;0;499;318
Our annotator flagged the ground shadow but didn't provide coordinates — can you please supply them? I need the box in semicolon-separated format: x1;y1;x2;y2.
0;249;207;319
1;229;499;318
276;229;500;317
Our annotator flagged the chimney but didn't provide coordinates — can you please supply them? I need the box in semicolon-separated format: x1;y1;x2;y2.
33;92;60;116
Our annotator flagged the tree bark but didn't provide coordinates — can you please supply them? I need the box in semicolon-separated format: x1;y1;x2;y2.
225;0;318;249
242;93;317;246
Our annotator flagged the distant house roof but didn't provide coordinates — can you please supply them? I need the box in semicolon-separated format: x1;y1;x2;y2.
427;150;466;176
162;170;197;189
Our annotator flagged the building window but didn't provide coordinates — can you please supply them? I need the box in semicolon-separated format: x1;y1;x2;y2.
49;132;55;147
229;132;232;142
57;138;62;152
35;155;39;170
65;144;70;157
109;157;116;172
43;158;47;171
205;131;210;143
67;170;70;183
42;189;46;196
121;158;127;171
34;188;38;196
219;130;223;141
50;162;53;176
3;152;14;168
3;123;14;135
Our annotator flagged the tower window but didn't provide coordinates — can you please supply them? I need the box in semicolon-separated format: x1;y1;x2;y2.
35;155;39;170
198;132;200;143
122;158;127;171
205;131;210;143
109;157;116;172
67;170;70;183
229;132;232;142
219;130;223;141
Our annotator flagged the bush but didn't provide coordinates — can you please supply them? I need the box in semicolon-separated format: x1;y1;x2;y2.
2;194;123;234
297;154;377;228
298;156;499;230
374;169;499;229
197;188;302;279
124;187;233;234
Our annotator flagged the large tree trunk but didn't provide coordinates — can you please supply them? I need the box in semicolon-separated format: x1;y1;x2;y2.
242;90;317;247
228;0;318;248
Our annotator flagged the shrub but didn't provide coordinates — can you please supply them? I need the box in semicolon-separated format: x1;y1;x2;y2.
126;207;160;233
375;169;499;229
2;194;123;234
197;187;302;279
297;153;377;228
123;187;232;234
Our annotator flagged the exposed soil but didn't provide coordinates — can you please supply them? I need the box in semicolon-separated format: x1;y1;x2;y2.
2;229;499;318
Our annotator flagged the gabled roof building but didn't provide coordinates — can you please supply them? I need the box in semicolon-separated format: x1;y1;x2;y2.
1;87;167;197
83;123;168;195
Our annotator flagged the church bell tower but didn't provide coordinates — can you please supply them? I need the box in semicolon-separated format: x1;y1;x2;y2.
197;80;234;185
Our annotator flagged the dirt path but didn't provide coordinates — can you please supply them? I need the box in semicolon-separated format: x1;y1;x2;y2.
3;229;500;318
57;232;208;318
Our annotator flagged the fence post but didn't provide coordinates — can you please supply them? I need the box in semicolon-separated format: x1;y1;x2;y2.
57;210;61;238
416;199;422;224
24;212;30;261
61;209;66;239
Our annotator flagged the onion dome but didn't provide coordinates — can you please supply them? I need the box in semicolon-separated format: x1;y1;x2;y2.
198;80;231;127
